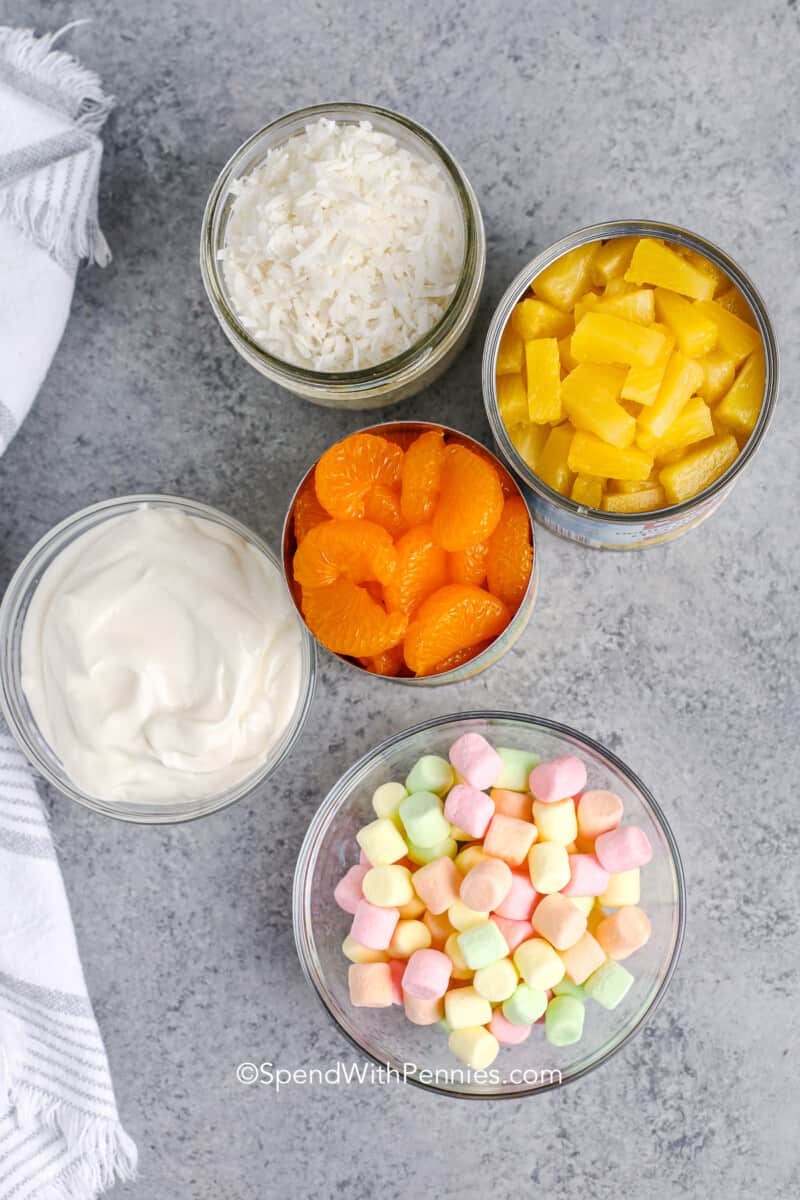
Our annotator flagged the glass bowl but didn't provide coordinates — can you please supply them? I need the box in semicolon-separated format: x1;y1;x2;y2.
0;495;316;824
200;102;486;409
293;711;685;1098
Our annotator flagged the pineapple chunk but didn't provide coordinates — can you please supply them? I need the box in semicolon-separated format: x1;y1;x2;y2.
511;298;573;341
644;396;715;460
497;325;524;376
693;300;761;366
558;334;579;374
561;364;634;448
620;322;674;407
568;432;653;482
714;349;765;436
573;291;603;324
579;288;655;326
525;339;562;423
571;312;667;368
509;423;549;471
680;248;728;296
571;474;605;508
604;277;636;297
653;288;718;358
637;352;705;441
532;244;598;312
496;374;528;427
625;238;716;301
659;435;738;504
697;349;736;403
716;285;756;325
537;424;575;495
591;237;637;286
602;485;666;513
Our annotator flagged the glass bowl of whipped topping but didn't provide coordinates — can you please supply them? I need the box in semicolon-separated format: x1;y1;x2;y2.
0;496;316;823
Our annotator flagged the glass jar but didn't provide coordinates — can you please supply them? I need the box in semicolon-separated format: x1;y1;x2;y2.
200;102;486;409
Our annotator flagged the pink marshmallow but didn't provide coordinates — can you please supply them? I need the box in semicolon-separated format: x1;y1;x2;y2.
489;1009;532;1045
388;959;405;1005
528;755;587;804
494;870;538;921
334;863;369;914
359;849;370;866
444;783;495;839
412;856;461;915
490;915;534;952
595;826;653;872
561;853;610;897
350;900;400;950
401;948;452;1000
448;733;502;790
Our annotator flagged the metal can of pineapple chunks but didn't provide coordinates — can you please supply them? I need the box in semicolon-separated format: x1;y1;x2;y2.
483;219;779;549
281;421;539;686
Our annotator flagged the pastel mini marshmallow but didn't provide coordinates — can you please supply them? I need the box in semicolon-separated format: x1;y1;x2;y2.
513;938;565;990
528;841;570;893
532;892;587;950
460;857;513;912
405;755;455;797
533;797;578;845
448;733;503;790
561;853;610;897
576;789;624;839
528;755;587;804
490;915;534;952
473;957;518;1002
495;747;540;792
490;1008;533;1045
567;894;596;919
397;893;427;919
483;814;538;866
399;791;451;848
372;781;408;821
448;898;489;931
545;994;585;1046
448;1026;499;1069
444;985;493;1030
334;862;369;914
457;920;510;970
595;907;651;961
494;870;538;921
341;935;388;964
407;836;457;866
490;787;533;822
444;932;473;980
362;864;414;908
403;992;443;1025
388;919;432;959
388;958;405;1004
356;818;408;866
350;899;400;950
444;783;495;839
454;844;488;874
502;981;548;1026
595;826;653;872
412;856;461;914
348;962;393;1007
423;908;455;948
559;931;606;985
401;948;453;999
583;960;634;1009
599;867;640;907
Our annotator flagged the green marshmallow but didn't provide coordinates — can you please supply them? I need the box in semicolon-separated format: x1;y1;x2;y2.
495;747;540;792
502;982;548;1026
583;960;634;1010
405;755;455;797
545;995;586;1046
399;791;450;848
406;836;457;866
552;979;586;1003
457;921;509;970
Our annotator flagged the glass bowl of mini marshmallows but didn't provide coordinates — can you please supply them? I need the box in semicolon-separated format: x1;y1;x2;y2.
293;711;684;1098
201;102;485;409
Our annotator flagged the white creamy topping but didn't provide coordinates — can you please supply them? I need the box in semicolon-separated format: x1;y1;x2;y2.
21;507;303;804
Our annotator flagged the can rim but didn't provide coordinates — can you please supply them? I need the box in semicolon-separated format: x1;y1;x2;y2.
482;219;779;525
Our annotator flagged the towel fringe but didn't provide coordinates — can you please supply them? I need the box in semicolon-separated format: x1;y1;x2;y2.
0;24;113;122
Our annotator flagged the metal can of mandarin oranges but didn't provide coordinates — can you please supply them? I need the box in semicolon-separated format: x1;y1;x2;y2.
281;422;539;686
483;220;779;550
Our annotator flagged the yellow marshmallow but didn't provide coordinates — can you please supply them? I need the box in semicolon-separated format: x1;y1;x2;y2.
566;895;596;918
362;864;414;907
513;938;566;990
473;957;519;1002
448;1026;500;1070
444;932;474;980
444;986;493;1030
372;781;408;822
599;868;641;907
388;919;431;959
341;935;388;964
356;818;408;866
448;899;490;932
528;842;571;893
454;845;488;873
397;894;426;919
532;798;578;844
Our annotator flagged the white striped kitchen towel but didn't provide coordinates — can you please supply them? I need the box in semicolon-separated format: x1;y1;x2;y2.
0;721;137;1199
0;23;112;457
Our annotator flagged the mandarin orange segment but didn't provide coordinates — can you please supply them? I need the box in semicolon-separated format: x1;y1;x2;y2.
431;445;505;552
301;579;408;657
403;584;510;675
363;485;406;538
486;496;533;610
359;643;406;677
293;519;397;590
292;473;329;544
383;525;449;616
425;638;494;677
469;444;516;497
400;429;446;526
315;433;404;519
448;541;489;587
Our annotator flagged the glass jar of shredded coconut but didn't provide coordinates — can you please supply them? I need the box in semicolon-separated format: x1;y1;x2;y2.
201;103;485;409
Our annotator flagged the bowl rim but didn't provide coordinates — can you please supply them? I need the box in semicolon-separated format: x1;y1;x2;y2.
200;100;484;387
293;709;686;1099
0;493;316;824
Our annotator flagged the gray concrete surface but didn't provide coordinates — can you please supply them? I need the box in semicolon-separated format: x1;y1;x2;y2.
1;1;798;1196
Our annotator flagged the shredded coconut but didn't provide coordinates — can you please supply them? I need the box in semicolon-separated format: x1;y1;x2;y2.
219;119;465;372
